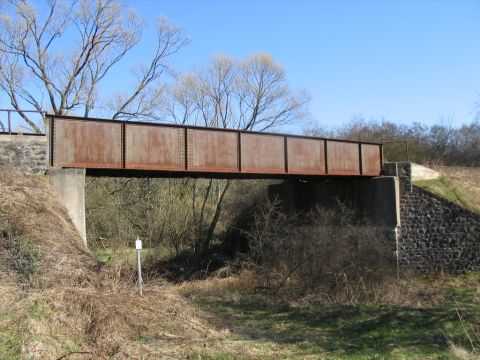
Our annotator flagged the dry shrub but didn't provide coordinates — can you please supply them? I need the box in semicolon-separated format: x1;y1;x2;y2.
86;177;218;256
0;168;219;358
243;200;406;303
177;269;258;302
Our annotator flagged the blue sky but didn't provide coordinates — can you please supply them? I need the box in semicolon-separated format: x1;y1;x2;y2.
129;0;480;129
2;0;479;132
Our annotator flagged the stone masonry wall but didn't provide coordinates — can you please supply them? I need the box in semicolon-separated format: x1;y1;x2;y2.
395;162;480;274
0;134;47;174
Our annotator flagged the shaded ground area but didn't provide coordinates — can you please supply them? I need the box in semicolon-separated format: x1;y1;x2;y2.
144;246;230;283
181;274;480;359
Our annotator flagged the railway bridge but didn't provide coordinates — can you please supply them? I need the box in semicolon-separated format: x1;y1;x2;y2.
3;114;398;247
46;115;383;178
2;114;478;274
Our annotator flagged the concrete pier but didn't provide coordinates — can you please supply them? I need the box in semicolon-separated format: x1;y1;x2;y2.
48;168;87;246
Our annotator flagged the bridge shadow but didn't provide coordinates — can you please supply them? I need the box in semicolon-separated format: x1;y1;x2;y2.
198;296;473;357
145;245;230;283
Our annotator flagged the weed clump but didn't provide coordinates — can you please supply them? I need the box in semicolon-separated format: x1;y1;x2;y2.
1;234;39;286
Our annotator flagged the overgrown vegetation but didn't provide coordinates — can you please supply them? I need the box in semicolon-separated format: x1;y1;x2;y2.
1;168;480;359
1;0;479;358
242;201;395;299
1;234;38;286
86;177;271;270
0;168;221;359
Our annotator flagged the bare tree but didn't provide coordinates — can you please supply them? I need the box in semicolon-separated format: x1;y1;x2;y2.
0;0;187;132
237;53;309;131
164;53;309;131
162;53;310;254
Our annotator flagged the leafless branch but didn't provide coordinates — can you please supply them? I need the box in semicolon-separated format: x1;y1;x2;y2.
0;0;186;131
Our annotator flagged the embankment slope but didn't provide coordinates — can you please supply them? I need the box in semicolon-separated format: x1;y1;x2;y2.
0;168;217;359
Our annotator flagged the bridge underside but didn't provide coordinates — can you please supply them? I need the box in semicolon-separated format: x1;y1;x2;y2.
47;115;383;178
85;168;379;180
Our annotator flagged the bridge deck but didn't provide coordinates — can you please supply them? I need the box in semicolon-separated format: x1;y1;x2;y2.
47;115;383;178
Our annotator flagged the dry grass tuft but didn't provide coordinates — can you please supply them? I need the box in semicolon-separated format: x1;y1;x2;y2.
178;268;447;310
448;311;480;360
0;168;221;359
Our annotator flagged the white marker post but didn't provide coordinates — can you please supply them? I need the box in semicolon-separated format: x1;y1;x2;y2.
135;237;143;296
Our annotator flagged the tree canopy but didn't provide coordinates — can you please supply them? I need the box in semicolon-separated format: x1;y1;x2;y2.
0;0;309;133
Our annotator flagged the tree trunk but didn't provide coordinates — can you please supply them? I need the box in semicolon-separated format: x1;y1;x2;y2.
201;180;231;253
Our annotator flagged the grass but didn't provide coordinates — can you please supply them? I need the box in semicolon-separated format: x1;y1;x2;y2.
189;353;243;360
179;273;480;359
0;307;24;360
96;247;154;265
415;176;472;211
414;167;480;213
95;246;175;271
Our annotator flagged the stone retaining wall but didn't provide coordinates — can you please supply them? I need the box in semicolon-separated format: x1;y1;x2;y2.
0;134;47;174
393;163;480;274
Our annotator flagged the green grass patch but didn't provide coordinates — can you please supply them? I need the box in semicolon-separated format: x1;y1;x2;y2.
188;274;480;359
0;307;26;360
0;331;24;360
2;235;39;285
95;248;155;266
189;352;245;360
414;176;478;213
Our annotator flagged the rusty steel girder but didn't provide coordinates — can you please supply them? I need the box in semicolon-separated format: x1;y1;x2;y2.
48;115;383;178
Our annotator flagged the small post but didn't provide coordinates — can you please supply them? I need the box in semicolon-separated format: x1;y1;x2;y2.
135;236;143;296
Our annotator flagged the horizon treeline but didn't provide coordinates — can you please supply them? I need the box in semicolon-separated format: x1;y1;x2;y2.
308;117;480;166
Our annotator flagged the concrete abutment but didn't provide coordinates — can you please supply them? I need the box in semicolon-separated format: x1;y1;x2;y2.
268;176;400;228
48;168;87;246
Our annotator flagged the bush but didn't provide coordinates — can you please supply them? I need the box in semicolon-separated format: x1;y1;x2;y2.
0;233;39;286
244;200;396;300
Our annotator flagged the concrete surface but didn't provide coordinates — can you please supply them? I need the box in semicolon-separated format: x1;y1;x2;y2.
384;162;440;182
410;163;441;181
48;168;87;246
268;176;400;227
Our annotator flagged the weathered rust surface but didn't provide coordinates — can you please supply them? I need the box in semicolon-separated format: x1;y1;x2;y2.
125;124;185;170
326;141;360;175
187;129;238;172
49;115;383;177
287;137;325;174
361;144;382;176
240;133;285;173
53;118;122;168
